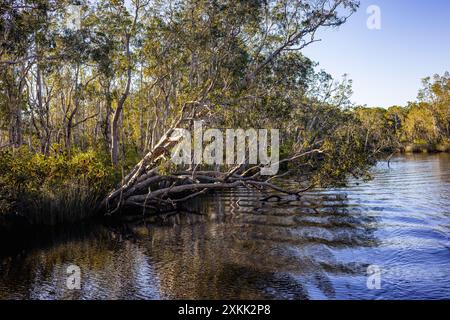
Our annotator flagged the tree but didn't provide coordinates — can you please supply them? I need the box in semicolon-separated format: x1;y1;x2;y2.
403;102;438;144
418;72;450;141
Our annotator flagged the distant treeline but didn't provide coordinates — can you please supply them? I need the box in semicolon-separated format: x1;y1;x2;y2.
355;72;450;153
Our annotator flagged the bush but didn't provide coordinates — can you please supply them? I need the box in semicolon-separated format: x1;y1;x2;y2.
0;146;117;225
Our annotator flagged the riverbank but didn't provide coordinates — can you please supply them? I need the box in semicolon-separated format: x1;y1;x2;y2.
0;148;119;226
0;142;448;229
401;143;450;153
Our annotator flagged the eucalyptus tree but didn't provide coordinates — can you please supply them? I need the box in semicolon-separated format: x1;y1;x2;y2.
102;0;363;212
0;0;50;147
85;0;147;166
418;72;450;140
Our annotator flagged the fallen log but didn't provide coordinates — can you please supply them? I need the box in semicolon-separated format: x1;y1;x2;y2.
100;119;323;215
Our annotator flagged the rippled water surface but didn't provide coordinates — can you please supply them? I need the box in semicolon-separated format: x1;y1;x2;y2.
1;154;449;299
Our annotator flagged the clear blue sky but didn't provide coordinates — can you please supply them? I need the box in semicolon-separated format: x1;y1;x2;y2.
302;0;450;108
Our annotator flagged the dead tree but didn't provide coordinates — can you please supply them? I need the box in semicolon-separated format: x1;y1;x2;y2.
100;108;323;215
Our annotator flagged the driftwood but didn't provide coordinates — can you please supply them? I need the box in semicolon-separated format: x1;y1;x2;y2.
100;120;323;215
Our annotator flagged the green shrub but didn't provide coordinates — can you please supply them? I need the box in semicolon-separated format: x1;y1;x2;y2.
0;147;117;224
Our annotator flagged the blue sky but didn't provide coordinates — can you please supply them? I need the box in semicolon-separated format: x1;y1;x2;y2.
302;0;450;108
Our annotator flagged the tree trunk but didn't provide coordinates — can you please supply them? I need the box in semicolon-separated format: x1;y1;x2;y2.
111;108;121;166
111;35;132;167
8;94;22;148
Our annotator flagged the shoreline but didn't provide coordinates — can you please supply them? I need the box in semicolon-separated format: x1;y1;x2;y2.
399;143;450;154
1;151;449;233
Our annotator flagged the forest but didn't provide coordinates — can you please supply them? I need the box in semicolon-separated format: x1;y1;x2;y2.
0;0;449;225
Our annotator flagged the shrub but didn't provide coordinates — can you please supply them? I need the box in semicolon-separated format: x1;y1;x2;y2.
0;147;117;225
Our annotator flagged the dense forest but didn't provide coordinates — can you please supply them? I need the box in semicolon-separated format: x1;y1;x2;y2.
0;0;449;224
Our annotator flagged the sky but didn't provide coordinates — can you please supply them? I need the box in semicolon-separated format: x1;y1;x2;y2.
302;0;450;108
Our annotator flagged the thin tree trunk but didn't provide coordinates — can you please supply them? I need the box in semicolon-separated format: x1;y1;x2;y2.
8;94;22;148
111;35;132;166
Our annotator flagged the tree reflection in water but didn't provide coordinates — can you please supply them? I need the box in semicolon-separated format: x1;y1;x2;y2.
1;154;450;300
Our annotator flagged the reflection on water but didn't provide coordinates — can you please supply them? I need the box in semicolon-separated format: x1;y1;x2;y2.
0;154;449;300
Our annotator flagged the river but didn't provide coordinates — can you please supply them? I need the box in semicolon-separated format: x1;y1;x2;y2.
0;154;449;300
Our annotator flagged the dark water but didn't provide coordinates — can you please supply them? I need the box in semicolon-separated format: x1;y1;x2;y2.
1;154;449;300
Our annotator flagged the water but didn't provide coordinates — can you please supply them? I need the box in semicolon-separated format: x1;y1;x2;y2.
0;154;449;300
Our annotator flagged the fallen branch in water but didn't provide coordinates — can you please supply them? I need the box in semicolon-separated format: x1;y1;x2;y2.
100;122;323;215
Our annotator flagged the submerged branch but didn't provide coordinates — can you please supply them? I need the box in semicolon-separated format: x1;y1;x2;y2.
100;140;323;215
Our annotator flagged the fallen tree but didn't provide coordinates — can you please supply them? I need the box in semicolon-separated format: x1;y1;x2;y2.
100;115;323;215
93;0;361;215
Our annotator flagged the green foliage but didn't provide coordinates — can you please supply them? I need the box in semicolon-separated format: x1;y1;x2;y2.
285;107;377;187
352;72;450;151
1;1;447;225
311;123;376;187
0;147;117;224
403;103;438;144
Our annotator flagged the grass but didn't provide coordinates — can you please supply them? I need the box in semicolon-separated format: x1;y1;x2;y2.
20;181;106;225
